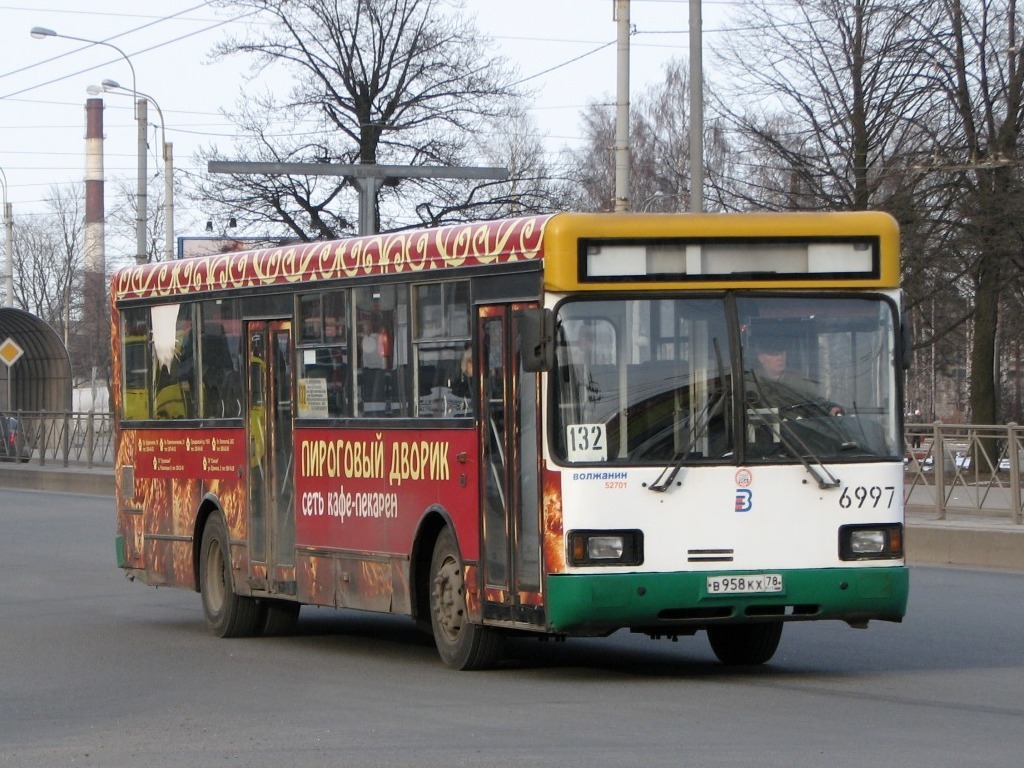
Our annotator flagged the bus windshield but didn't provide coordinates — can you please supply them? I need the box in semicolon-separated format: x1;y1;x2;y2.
552;294;899;466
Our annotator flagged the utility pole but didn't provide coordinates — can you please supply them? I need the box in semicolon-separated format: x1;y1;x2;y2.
2;201;11;308
1;167;13;307
614;0;631;212
689;0;704;212
208;162;509;236
135;98;148;264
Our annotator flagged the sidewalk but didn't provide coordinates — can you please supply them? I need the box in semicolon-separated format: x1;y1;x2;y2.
2;463;1022;572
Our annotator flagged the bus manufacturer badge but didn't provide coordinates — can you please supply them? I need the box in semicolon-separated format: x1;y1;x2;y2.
734;468;754;511
734;489;753;512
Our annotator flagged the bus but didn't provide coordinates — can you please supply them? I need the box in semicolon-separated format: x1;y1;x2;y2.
111;211;909;669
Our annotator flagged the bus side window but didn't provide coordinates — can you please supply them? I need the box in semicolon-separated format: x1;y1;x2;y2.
412;280;470;418
355;285;410;417
201;323;242;418
121;307;152;420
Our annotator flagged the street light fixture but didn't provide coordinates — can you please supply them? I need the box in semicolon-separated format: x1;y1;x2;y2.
90;79;174;262
31;26;148;265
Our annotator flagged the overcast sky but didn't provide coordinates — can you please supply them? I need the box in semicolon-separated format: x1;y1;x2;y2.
0;0;734;240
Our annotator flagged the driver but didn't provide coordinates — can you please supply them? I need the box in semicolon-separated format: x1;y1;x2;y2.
748;337;843;417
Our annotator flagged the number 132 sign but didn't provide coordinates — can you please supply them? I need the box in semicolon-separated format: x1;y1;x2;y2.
566;424;607;462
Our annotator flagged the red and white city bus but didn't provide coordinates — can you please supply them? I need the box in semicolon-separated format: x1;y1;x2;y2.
111;212;909;669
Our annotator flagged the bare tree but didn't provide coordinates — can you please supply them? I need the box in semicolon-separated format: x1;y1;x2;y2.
564;58;726;213
11;185;84;340
934;0;1024;428
13;218;67;321
412;108;565;226
560;101;616;212
106;176;170;265
712;0;1024;427
713;0;943;211
193;0;526;237
7;184;107;393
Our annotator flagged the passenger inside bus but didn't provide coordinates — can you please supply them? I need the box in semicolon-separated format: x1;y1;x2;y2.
359;314;398;414
449;343;473;400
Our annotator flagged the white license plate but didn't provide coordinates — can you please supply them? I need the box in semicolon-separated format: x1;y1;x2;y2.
706;574;784;595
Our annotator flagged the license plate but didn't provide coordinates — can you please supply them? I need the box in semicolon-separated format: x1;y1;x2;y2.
706;574;784;595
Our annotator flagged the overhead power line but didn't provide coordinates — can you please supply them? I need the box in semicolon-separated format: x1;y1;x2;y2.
0;3;258;102
0;1;214;84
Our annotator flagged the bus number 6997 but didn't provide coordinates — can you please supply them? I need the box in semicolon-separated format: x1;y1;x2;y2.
839;485;895;509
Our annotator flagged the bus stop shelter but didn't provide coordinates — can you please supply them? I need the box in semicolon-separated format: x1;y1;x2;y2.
0;307;71;412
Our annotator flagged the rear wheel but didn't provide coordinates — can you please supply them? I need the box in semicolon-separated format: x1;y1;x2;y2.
707;622;783;665
259;599;301;636
429;528;503;670
199;514;260;638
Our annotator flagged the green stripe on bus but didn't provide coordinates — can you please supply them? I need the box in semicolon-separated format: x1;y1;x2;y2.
115;536;126;569
545;567;909;634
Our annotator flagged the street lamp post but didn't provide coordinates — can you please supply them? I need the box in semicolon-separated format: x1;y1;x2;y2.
31;26;148;264
91;80;174;262
0;168;12;307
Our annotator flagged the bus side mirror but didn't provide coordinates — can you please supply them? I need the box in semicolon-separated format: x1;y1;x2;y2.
517;308;554;372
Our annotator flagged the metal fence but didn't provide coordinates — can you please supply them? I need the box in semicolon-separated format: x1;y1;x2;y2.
904;422;1024;524
6;411;114;468
6;411;1020;524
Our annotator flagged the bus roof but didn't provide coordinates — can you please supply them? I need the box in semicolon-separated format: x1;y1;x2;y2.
110;210;899;303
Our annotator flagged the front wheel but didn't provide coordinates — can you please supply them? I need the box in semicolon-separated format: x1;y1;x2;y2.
707;622;783;665
428;528;503;670
199;514;260;638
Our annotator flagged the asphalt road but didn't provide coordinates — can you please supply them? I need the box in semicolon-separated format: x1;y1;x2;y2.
2;489;1022;767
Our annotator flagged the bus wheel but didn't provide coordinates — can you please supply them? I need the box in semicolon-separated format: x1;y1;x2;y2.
428;529;503;670
707;622;783;665
199;514;260;638
259;599;301;636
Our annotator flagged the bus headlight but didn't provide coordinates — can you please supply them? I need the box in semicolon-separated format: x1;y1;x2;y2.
839;524;903;560
568;530;643;566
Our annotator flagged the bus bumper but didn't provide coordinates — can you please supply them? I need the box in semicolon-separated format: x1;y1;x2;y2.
545;566;909;635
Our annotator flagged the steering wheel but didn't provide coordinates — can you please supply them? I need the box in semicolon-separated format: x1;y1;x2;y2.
778;400;843;419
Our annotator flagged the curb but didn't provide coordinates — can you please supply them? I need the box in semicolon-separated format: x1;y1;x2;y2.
0;465;115;497
2;467;1021;572
905;508;1024;572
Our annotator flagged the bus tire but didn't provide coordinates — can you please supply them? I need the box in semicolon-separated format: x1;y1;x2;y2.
428;528;503;670
707;622;783;665
199;514;260;638
259;599;301;636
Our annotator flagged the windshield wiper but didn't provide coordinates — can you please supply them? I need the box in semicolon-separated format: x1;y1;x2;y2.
747;370;841;490
649;339;726;493
648;398;718;493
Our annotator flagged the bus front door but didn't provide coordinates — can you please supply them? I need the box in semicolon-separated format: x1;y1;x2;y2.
246;319;296;594
479;305;543;626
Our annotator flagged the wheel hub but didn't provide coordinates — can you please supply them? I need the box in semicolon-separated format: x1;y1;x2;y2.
432;556;464;642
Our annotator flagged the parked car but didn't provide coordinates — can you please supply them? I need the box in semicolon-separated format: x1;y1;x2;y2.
953;452;1012;472
0;413;31;462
